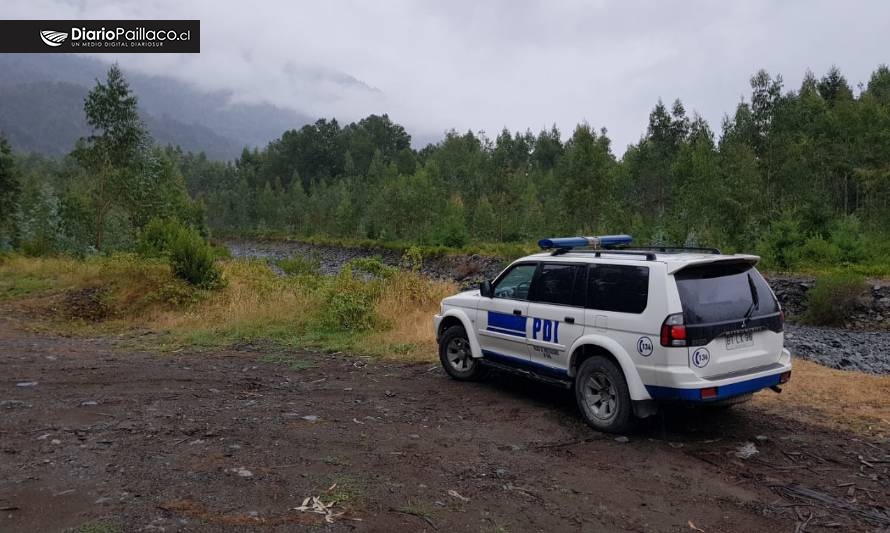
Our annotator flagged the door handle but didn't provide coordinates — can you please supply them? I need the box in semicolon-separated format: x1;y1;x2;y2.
564;317;575;324
513;309;522;316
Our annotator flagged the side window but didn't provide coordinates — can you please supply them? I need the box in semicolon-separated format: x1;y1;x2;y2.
531;263;585;306
588;264;649;313
493;264;537;300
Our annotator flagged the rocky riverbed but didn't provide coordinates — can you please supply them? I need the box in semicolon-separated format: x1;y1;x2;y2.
224;238;506;283
223;239;890;375
784;325;890;374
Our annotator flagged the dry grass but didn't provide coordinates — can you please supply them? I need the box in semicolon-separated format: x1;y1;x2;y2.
1;254;450;356
754;357;890;437
372;271;456;361
4;254;889;438
144;260;321;344
1;254;183;318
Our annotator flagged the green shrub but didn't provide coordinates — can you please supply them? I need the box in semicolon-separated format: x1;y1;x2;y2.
829;216;868;264
136;218;184;258
138;218;223;289
400;245;423;272
802;272;867;326
277;255;321;276
792;237;842;266
168;229;223;289
147;279;202;307
756;213;803;270
348;256;396;278
318;266;380;331
20;236;58;257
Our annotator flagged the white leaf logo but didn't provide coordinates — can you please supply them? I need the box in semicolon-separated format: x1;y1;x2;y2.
40;30;68;47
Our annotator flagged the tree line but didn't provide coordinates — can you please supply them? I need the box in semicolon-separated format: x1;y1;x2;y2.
0;65;201;256
2;64;890;269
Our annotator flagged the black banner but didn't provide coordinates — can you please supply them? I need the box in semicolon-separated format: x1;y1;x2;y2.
0;20;200;53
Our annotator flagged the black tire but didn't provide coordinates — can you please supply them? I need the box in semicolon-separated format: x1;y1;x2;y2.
439;325;487;381
574;356;634;433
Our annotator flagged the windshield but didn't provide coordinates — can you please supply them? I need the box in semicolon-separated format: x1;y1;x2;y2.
675;263;778;325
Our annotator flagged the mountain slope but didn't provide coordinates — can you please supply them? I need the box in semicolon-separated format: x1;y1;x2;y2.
0;54;313;160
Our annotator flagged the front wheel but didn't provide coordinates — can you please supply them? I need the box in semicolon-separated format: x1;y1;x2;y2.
439;325;487;381
574;356;633;433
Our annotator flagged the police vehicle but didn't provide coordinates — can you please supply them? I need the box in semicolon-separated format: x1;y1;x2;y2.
433;235;792;433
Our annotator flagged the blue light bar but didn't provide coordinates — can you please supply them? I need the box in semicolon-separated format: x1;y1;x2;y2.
538;234;633;250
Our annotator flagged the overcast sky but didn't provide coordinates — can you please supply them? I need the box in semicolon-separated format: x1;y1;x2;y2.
10;0;890;152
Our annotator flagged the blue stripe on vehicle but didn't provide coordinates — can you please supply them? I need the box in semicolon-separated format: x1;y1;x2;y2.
645;373;783;402
481;349;569;378
486;326;527;338
487;311;527;333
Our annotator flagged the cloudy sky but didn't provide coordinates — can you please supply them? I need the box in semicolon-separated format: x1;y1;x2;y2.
10;0;890;152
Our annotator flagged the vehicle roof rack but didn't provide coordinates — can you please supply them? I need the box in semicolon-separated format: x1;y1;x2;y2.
551;248;656;260
613;245;722;255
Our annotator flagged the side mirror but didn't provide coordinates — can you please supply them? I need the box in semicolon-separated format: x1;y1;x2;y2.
480;280;493;298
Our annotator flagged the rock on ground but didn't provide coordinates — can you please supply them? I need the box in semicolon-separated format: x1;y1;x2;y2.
784;324;890;374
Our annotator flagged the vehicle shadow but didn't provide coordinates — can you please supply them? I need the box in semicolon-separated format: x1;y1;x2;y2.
473;368;778;441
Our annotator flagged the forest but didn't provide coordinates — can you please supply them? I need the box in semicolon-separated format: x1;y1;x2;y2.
2;64;890;272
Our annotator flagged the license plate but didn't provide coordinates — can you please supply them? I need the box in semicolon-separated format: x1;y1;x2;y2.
724;329;754;350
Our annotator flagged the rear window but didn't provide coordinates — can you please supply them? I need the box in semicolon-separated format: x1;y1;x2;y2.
587;264;649;313
675;262;778;324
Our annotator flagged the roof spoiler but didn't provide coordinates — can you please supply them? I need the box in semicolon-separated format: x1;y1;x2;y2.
668;256;760;275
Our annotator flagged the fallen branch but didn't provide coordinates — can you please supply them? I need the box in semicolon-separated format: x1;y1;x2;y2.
772;484;890;527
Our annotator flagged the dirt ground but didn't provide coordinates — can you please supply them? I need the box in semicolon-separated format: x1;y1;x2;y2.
1;317;888;533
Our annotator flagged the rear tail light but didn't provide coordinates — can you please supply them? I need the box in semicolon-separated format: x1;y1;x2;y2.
779;370;791;383
778;307;785;332
660;313;687;347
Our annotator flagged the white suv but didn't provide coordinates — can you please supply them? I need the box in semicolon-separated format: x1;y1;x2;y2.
433;236;792;433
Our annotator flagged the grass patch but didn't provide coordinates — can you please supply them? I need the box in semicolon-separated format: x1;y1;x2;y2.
0;253;203;317
318;475;363;506
0;274;53;300
348;256;397;278
277;255;321;276
0;254;453;361
754;357;890;438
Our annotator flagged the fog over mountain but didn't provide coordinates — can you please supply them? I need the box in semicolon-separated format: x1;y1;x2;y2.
2;1;889;158
0;54;313;160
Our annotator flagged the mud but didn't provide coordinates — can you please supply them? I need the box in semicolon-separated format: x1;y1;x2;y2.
1;317;888;532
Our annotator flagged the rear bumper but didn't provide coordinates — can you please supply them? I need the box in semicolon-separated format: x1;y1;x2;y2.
645;349;792;402
646;371;788;402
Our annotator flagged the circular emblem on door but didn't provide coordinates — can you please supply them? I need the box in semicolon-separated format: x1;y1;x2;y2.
692;348;711;368
636;336;654;356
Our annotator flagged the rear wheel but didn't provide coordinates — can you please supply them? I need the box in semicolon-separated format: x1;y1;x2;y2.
439;325;487;381
575;356;633;433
